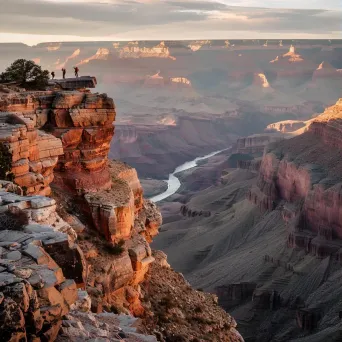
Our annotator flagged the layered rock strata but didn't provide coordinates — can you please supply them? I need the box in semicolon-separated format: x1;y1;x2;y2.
50;92;115;193
0;87;162;319
0;90;115;195
0;113;63;196
249;98;342;259
80;160;162;316
266;120;307;133
237;133;286;155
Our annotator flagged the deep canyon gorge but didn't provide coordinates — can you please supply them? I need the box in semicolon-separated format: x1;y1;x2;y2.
0;39;342;342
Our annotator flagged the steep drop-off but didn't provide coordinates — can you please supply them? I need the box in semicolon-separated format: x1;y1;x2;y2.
0;85;242;341
153;98;342;341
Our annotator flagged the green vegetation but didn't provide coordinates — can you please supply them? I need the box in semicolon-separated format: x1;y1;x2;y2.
0;59;49;90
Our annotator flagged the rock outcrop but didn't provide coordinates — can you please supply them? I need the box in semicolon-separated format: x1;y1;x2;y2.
50;92;115;194
141;251;244;342
0;181;85;341
0;93;64;196
58;309;158;341
0;86;162;321
119;41;175;59
266;120;307;133
312;61;339;81
268;46;315;86
0;90;115;195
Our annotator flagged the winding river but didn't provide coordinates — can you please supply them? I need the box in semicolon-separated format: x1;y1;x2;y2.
150;148;228;203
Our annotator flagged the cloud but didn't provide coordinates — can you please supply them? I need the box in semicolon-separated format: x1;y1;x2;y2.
0;0;340;43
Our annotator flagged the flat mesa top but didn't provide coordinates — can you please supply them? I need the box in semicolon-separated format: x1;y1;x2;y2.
48;76;97;89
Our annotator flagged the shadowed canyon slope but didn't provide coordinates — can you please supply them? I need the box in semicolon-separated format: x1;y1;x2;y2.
153;99;342;342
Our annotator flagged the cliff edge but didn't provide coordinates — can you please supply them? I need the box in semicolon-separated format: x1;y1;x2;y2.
0;83;242;341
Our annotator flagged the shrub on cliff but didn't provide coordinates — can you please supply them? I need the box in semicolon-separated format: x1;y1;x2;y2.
0;143;15;182
105;239;125;255
0;212;28;231
0;59;49;90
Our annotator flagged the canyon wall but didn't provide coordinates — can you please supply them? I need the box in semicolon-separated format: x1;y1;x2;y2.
237;133;285;155
250;98;342;259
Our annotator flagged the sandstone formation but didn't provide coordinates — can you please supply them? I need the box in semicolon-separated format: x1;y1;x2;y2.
268;46;315;86
77;48;110;66
0;89;115;195
55;48;80;70
144;72;192;89
0;85;162;321
188;40;211;51
252;73;271;88
50;91;115;193
0;99;63;196
312;61;339;81
119;41;175;59
266;119;308;133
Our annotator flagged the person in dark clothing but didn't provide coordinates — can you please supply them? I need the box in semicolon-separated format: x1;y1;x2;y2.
62;68;66;79
51;71;55;79
74;67;79;78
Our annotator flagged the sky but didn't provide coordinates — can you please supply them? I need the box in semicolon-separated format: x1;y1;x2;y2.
0;0;341;45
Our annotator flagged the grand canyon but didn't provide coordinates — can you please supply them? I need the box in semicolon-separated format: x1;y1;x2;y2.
0;37;342;342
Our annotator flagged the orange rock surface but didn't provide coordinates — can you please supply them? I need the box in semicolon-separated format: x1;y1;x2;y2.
0;90;115;195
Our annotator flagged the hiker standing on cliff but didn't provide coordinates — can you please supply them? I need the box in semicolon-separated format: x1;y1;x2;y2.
62;68;66;79
74;66;79;78
51;71;55;79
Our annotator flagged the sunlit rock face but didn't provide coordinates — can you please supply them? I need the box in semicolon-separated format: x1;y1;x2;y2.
119;41;175;59
77;48;111;66
312;61;340;81
144;71;165;86
253;73;271;88
55;48;81;70
47;42;61;51
169;77;192;88
266;120;308;133
0;94;63;196
188;40;212;51
0;89;115;195
268;45;315;86
50;92;116;194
